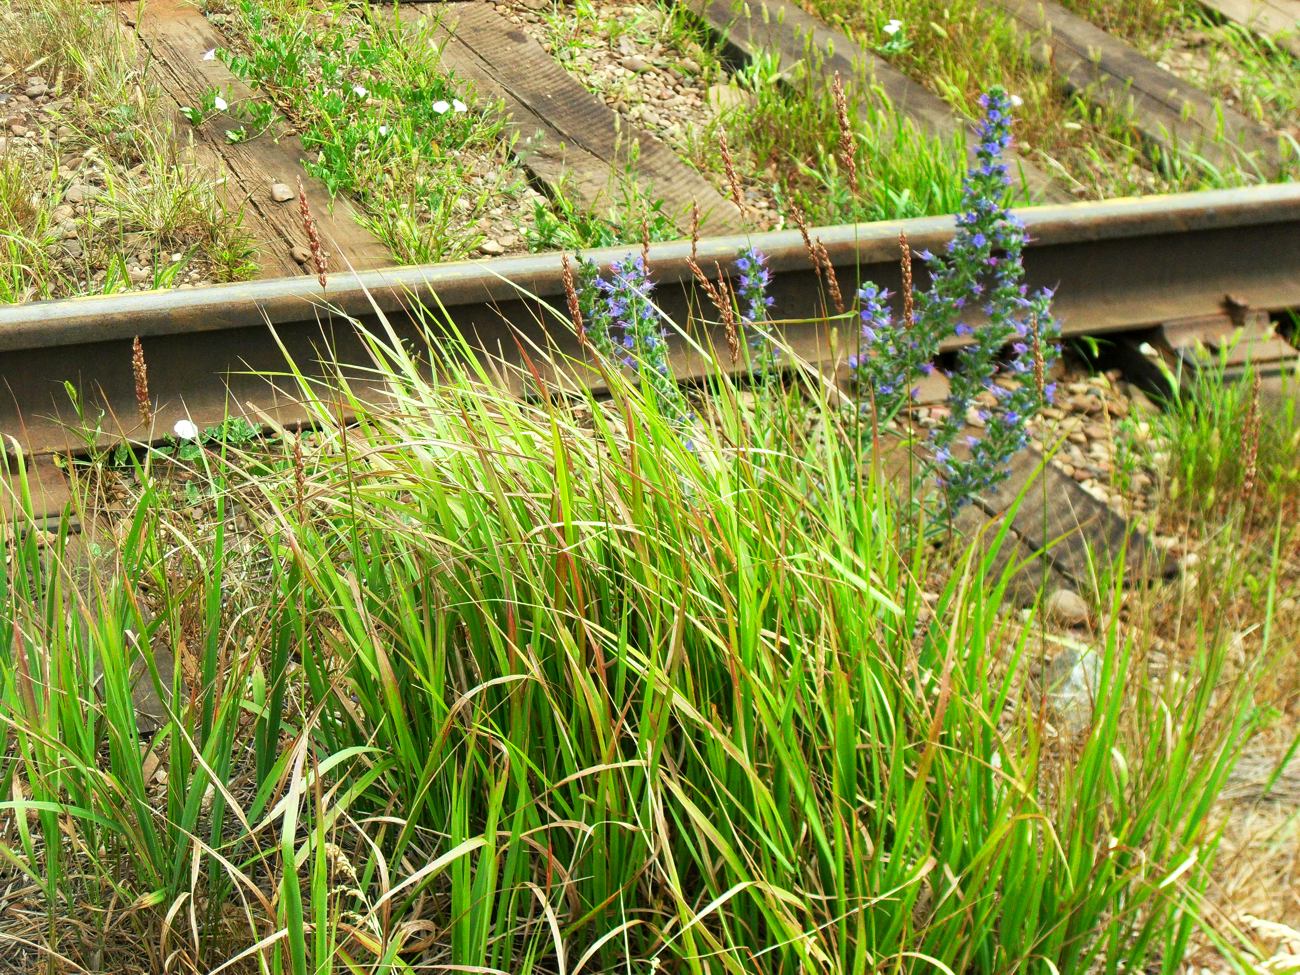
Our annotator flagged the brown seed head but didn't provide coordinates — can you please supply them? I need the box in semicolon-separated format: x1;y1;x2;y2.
1241;368;1262;503
717;130;745;214
131;336;151;426
813;237;845;315
690;201;701;265
899;231;914;329
297;177;329;290
832;74;858;193
561;253;586;345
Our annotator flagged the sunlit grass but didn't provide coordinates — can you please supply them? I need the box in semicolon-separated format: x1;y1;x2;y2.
0;288;1279;971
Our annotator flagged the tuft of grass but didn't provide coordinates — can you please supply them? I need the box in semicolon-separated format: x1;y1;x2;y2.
0;283;1276;972
799;0;1279;196
1144;351;1300;522
207;0;533;264
0;0;257;297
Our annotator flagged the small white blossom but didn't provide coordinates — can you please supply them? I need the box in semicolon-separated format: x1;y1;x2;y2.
1009;93;1024;107
452;98;468;113
213;95;228;111
202;48;217;61
378;124;389;136
353;84;369;98
883;18;903;35
173;419;200;440
432;99;450;114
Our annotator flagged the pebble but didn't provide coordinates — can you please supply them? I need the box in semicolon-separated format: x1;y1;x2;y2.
478;238;506;256
620;55;651;73
1046;588;1090;626
9;122;28;137
1084;422;1108;439
64;183;100;204
25;82;48;99
706;83;753;114
1069;393;1104;415
290;245;312;264
269;182;296;203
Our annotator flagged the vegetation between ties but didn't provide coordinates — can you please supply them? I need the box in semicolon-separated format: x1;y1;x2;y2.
2;79;1297;973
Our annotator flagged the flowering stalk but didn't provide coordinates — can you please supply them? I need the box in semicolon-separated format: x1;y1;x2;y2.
297;177;329;290
851;87;1060;514
902;88;1057;512
591;255;690;423
735;247;777;374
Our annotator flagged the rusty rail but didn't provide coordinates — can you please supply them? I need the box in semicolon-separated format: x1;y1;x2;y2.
1;183;1298;480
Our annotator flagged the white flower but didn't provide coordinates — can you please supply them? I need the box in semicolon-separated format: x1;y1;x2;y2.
432;99;450;114
452;98;468;113
1009;93;1024;107
202;48;217;61
213;95;228;111
173;419;199;440
378;124;389;136
353;84;369;98
883;18;903;35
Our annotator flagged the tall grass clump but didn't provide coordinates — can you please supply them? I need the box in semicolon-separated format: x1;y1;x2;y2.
1149;352;1300;521
0;290;1268;972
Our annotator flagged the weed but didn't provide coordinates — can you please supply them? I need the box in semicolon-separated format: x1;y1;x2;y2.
210;0;531;264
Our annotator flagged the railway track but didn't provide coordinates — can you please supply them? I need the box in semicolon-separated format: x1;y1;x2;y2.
2;183;1298;516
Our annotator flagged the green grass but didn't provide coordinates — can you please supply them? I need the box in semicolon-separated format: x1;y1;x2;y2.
1058;0;1300;139
0;0;256;299
206;0;532;264
800;0;1285;197
0;287;1278;971
532;0;980;224
1140;349;1300;523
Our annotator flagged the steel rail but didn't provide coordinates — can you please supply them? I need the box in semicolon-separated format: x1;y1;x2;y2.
1;184;1297;464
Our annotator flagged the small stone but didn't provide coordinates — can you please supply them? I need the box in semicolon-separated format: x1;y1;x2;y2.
1069;393;1104;415
1084;423;1107;440
129;267;152;284
620;55;651;73
706;83;753;114
25;82;48;98
64;183;100;204
51;204;74;222
478;238;505;256
1045;643;1102;734
1046;588;1089;626
9;122;28;137
59;239;83;259
270;182;296;203
290;245;312;264
1068;431;1088;445
965;406;986;428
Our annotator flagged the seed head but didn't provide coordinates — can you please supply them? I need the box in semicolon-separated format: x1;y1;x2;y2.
832;74;858;194
131;336;151;426
297;177;329;290
561;253;586;345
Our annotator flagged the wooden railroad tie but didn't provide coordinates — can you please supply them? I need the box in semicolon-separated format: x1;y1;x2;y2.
682;0;1072;205
117;0;393;278
395;2;745;237
988;0;1288;180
